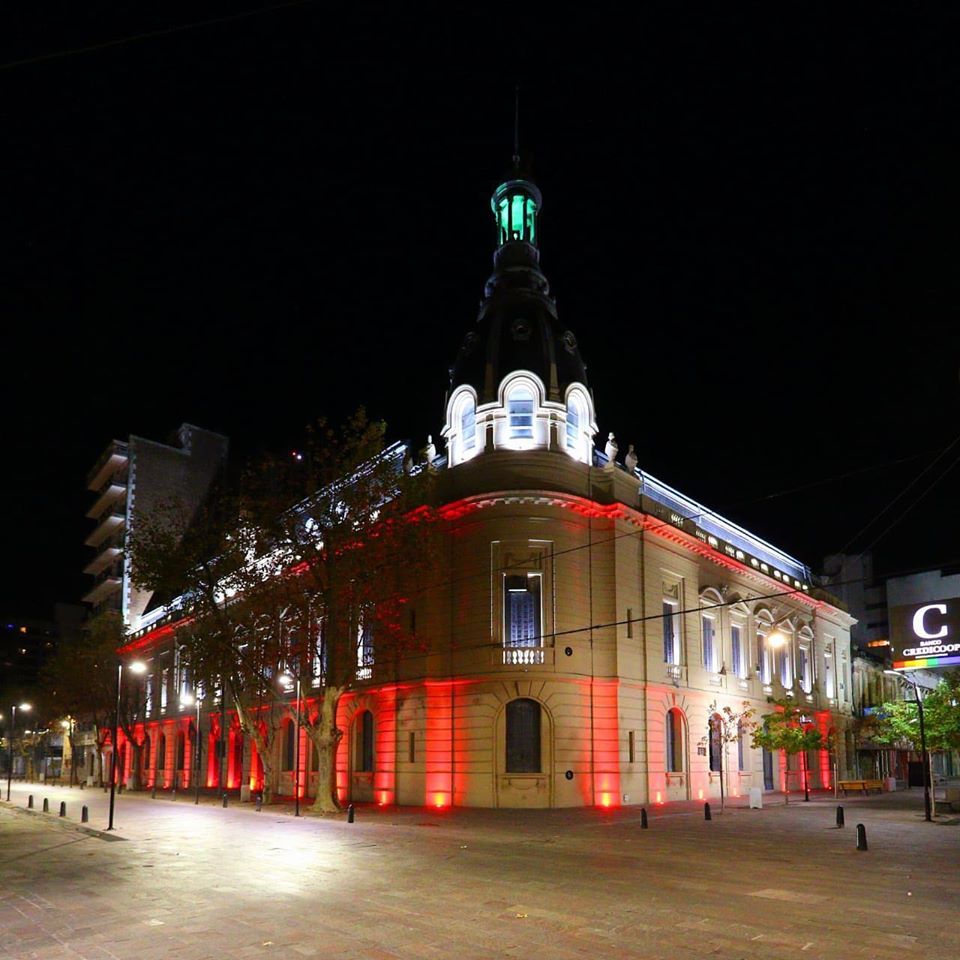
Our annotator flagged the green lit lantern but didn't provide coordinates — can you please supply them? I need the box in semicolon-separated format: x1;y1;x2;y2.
492;179;541;247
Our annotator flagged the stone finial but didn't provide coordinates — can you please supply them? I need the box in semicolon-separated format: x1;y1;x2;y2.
604;431;618;467
423;434;436;464
624;443;637;473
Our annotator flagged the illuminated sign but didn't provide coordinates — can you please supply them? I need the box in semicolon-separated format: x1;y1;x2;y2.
890;598;960;669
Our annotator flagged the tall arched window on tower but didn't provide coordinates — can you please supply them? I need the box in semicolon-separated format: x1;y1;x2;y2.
461;397;476;454
507;386;534;440
506;698;541;773
566;396;580;452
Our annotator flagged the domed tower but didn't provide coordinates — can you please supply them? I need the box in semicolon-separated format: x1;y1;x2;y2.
443;165;597;466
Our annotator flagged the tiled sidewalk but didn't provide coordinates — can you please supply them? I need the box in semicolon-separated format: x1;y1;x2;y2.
1;783;957;959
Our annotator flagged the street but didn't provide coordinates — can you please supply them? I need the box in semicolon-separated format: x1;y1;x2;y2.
1;783;958;959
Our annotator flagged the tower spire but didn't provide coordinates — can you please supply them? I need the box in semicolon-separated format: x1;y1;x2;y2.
512;84;520;171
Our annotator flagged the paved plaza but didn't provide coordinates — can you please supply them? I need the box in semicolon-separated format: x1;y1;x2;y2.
1;782;958;960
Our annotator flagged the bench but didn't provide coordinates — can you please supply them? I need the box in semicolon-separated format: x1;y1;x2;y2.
838;779;884;796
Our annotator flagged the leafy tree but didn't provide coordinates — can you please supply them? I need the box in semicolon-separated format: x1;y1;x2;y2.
873;671;960;814
751;697;825;803
40;611;148;787
130;409;441;811
703;700;757;812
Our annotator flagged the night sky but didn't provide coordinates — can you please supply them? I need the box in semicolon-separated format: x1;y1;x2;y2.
5;4;959;621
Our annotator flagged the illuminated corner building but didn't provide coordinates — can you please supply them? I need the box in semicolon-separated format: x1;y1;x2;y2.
83;424;228;630
117;163;856;808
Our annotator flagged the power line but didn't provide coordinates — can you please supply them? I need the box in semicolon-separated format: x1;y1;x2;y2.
835;430;960;556
0;1;316;73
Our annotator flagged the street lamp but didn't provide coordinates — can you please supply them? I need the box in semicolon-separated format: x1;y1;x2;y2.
5;703;31;801
108;660;146;831
885;669;932;822
180;691;203;805
279;669;301;817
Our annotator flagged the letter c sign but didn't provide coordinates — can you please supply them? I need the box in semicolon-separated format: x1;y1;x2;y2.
913;603;948;640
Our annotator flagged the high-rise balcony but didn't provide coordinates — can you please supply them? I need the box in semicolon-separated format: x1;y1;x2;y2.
83;537;123;576
82;566;122;605
87;441;129;492
85;502;126;548
86;472;127;520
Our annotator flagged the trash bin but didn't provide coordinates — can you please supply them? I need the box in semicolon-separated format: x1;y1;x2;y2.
885;777;897;792
749;787;762;809
240;785;251;803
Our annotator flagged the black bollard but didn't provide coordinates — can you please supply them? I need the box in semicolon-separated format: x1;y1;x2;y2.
222;793;228;808
255;793;262;812
347;803;355;823
171;788;176;802
27;795;33;809
704;802;712;821
42;798;49;812
836;805;845;828
59;801;66;818
151;785;157;799
81;805;89;823
856;823;868;851
640;807;648;829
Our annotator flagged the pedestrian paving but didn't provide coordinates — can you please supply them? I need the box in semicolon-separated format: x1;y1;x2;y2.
1;781;958;960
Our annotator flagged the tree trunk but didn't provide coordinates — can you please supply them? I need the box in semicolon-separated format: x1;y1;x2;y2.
308;685;344;814
234;698;275;804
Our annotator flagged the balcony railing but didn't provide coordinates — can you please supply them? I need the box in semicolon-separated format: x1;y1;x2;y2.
502;646;545;666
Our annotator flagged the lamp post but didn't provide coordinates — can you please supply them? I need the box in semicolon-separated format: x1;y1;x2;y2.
280;669;301;817
5;703;31;801
108;661;146;831
180;691;203;804
885;669;932;822
60;717;77;786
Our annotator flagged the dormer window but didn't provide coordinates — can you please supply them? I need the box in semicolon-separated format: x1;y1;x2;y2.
508;387;534;439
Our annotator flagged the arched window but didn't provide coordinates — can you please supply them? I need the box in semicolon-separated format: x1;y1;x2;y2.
176;732;185;771
506;698;541;773
665;708;684;773
507;386;534;440
708;714;722;773
157;733;166;770
282;718;295;771
143;734;151;771
566;397;580;450
460;397;476;453
356;710;374;773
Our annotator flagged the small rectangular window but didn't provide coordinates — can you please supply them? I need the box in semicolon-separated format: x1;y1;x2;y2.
626;607;633;640
628;730;636;764
408;732;415;764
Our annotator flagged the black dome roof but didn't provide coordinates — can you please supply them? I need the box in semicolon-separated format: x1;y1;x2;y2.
449;178;589;406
